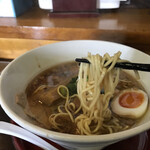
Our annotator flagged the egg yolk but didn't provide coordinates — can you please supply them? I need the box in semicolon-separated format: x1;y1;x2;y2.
119;91;144;108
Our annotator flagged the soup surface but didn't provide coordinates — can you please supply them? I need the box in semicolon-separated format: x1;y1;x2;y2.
16;61;148;135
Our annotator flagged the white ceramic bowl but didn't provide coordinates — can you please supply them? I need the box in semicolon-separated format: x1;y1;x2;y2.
0;40;150;150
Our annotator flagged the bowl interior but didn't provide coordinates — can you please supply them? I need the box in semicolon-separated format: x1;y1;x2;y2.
0;40;150;144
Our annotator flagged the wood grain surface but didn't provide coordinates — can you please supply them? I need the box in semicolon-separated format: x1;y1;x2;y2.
0;7;150;43
0;7;150;60
0;38;58;59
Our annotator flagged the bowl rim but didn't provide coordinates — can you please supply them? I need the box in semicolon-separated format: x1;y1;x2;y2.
0;40;150;143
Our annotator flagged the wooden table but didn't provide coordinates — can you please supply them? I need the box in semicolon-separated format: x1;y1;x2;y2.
0;4;150;150
0;7;150;59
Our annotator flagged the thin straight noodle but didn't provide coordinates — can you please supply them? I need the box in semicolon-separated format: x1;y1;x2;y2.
113;68;120;87
76;52;122;135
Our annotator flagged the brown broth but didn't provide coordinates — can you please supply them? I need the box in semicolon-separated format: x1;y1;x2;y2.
18;62;147;134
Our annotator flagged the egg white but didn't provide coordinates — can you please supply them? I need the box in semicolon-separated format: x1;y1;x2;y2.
111;89;148;119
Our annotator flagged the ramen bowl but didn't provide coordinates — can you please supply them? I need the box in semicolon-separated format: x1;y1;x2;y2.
0;40;150;150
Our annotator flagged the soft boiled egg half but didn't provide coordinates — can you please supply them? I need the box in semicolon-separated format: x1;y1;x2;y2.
111;89;148;119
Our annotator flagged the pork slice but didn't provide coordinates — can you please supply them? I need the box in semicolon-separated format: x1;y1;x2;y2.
16;93;52;129
24;100;52;129
47;63;78;86
32;86;61;106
